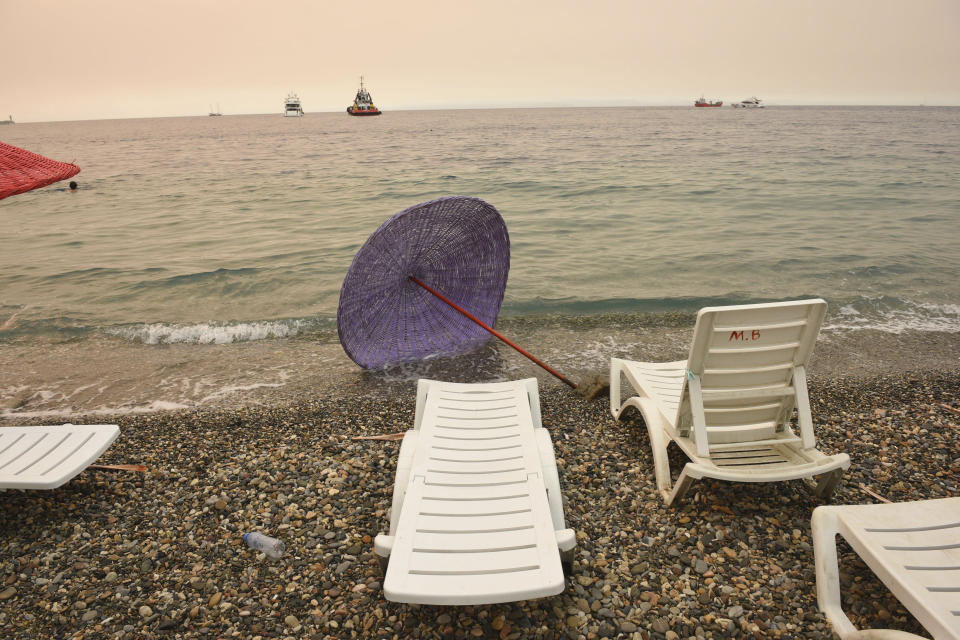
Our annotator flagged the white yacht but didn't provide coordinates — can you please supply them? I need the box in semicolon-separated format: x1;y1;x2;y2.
284;92;304;117
732;97;764;108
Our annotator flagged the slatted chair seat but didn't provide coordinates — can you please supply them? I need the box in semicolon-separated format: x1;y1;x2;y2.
611;299;850;505
813;497;960;639
0;424;120;490
374;378;575;605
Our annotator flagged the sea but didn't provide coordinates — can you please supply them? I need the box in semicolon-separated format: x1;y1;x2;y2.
2;106;959;417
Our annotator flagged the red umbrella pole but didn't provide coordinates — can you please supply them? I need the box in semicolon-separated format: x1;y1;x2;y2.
409;275;577;389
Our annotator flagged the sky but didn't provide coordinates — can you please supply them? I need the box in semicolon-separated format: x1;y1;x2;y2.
1;0;958;122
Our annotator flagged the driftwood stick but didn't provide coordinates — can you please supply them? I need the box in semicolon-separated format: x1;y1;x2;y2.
90;464;147;473
858;483;892;504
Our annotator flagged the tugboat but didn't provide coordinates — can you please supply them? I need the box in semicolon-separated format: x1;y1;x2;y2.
284;92;304;117
694;96;722;107
346;77;381;116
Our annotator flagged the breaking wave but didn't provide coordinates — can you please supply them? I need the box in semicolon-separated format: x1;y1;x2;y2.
107;320;307;344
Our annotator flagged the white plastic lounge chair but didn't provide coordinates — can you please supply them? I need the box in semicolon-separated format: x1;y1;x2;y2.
812;497;960;640
374;378;575;605
610;299;850;505
0;424;120;490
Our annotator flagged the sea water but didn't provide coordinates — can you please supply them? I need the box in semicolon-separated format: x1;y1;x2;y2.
1;107;958;415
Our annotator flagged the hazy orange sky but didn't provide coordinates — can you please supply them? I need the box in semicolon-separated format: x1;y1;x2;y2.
2;0;958;122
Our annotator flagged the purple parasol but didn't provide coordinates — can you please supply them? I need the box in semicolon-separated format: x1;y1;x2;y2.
337;196;511;369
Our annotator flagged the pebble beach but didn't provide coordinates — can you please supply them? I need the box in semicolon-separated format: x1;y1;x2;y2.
3;67;960;640
1;347;957;639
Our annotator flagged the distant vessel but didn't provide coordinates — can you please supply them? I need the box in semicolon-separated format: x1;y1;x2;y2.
284;93;304;117
208;104;222;116
0;115;13;125
346;77;381;116
732;97;764;108
694;96;722;107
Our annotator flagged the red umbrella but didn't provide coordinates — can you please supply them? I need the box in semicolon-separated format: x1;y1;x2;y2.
0;141;80;199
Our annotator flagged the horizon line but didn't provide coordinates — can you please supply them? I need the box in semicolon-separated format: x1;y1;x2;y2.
6;102;958;125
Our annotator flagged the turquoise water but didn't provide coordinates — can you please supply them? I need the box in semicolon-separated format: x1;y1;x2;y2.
2;106;959;344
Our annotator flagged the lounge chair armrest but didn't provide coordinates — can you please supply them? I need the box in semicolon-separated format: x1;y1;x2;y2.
843;631;930;640
534;428;566;531
388;431;418;535
555;528;576;553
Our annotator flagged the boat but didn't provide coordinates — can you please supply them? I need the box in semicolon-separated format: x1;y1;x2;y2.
0;115;13;125
208;103;222;116
346;77;381;116
732;97;764;108
694;96;722;107
284;92;304;117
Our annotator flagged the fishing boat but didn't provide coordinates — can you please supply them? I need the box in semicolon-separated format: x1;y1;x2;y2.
284;92;304;117
694;96;722;107
732;97;764;108
346;77;381;116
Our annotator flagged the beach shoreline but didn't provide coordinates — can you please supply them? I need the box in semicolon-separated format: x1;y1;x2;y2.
1;339;957;638
2;315;959;420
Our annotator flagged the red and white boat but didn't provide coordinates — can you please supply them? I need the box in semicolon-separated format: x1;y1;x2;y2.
694;96;722;107
347;77;381;116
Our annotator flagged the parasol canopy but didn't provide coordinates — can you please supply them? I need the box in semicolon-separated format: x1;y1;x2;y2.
338;196;510;369
0;141;80;200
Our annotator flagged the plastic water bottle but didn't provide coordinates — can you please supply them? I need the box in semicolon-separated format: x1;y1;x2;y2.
243;532;285;558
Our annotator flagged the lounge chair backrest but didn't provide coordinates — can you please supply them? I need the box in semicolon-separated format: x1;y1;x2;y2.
678;299;827;456
414;378;542;432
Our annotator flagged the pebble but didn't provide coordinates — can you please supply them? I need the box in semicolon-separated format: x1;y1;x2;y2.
652;617;670;633
0;370;953;639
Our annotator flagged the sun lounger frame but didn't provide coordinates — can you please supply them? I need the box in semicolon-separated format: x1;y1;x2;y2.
812;497;960;639
0;423;120;490
374;378;575;605
611;299;849;505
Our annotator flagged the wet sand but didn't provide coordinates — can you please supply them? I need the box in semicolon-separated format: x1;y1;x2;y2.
2;315;959;419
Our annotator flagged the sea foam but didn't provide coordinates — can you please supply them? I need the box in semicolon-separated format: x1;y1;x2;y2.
108;320;304;344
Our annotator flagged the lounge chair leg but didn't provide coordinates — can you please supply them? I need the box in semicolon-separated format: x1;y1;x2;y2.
377;554;389;576
609;359;623;419
813;468;844;501
639;402;677;503
560;548;575;577
664;465;695;506
811;507;858;638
